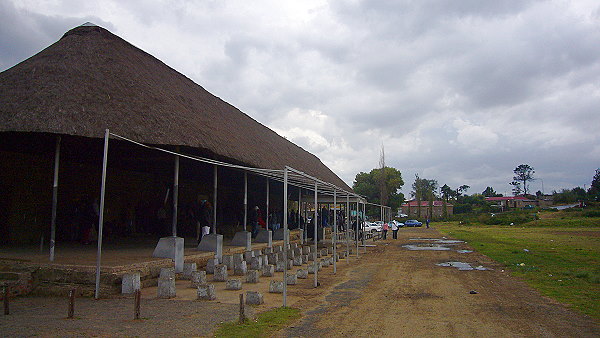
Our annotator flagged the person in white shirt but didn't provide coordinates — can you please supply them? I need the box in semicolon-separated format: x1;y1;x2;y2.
391;221;399;239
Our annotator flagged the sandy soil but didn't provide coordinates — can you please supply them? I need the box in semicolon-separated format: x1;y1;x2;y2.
1;227;598;337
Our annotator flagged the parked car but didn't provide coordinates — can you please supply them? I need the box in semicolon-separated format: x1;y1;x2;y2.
363;221;382;232
404;219;423;227
389;220;404;228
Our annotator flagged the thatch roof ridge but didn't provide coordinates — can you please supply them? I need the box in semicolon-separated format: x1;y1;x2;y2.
0;24;350;190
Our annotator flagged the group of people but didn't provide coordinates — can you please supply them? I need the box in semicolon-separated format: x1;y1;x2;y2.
382;218;430;240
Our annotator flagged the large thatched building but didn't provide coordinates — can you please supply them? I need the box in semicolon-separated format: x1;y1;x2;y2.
0;24;350;244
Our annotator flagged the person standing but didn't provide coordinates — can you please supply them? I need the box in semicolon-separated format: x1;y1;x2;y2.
391;220;399;239
382;221;389;240
426;218;430;229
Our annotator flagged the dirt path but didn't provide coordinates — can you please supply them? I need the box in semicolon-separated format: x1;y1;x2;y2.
281;227;600;337
1;227;598;337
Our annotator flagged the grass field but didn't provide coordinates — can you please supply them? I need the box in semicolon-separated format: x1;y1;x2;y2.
215;307;301;338
437;212;600;320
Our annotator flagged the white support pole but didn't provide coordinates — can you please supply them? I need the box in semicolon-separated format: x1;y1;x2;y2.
356;200;359;258
298;188;301;239
213;165;217;234
49;135;61;262
346;194;350;262
333;189;337;274
243;172;248;231
362;202;367;251
282;167;288;306
172;155;179;237
95;129;109;299
313;182;318;288
266;178;270;230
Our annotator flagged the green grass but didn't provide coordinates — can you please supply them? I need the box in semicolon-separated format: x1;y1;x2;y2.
437;220;600;320
215;307;301;338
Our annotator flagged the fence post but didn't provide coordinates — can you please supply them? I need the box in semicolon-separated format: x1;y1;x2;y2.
134;290;141;320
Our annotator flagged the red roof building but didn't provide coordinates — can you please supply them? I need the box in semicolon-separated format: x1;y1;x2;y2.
400;200;453;218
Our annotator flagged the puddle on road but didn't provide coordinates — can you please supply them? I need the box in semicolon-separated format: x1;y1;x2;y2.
409;238;464;245
456;250;473;254
437;261;488;271
403;244;452;251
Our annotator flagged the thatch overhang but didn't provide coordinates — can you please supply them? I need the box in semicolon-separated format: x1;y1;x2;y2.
0;24;351;191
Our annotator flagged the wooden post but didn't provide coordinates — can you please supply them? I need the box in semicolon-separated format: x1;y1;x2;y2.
239;293;245;323
68;289;75;318
134;290;141;320
3;286;9;315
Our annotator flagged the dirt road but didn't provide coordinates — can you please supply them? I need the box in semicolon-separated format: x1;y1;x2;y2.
1;227;598;337
281;227;600;337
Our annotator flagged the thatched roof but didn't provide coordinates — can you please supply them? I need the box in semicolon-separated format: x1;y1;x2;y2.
0;24;350;190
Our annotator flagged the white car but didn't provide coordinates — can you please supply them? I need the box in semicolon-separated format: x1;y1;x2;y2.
363;221;382;233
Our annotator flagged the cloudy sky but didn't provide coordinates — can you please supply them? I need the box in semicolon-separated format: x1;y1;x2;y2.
2;0;599;196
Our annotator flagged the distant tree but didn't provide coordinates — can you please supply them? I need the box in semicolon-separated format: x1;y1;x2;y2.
482;186;501;197
412;175;438;218
440;184;454;201
535;190;543;198
353;166;404;215
510;181;522;196
512;164;534;196
457;185;470;196
589;168;600;200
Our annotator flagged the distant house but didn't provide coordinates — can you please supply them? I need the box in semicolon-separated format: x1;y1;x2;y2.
485;196;536;210
400;200;453;218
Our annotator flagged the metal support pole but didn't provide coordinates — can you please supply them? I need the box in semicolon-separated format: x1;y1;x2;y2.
266;178;270;230
212;165;217;234
49;136;61;262
298;188;301;242
313;182;318;288
243;172;248;231
362;202;367;251
172;155;179;237
346;194;350;262
333;189;337;274
94;129;109;299
283;167;288;306
356;200;359;258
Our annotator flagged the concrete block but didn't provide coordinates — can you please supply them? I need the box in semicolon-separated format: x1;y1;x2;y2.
253;249;263;257
262;264;275;277
269;280;284;293
183;263;197;279
293;256;303;266
274;246;283;253
296;269;308;279
273;228;286;240
197;234;223;263
234;261;248;276
275;260;286;272
121;273;140;294
250;257;262;270
205;258;219;274
255;229;272;246
286;273;298;285
160;267;175;279
308;262;319;274
246;270;260;283
287;259;294;270
263;247;274;254
213;264;228;282
190;271;207;288
290;243;298;249
261;255;269;266
321;258;330;267
316;251;322;258
231;231;251;250
287;250;295;259
309;253;317;261
302;254;309;264
153;236;185;273
302;246;311;255
226;279;242;290
244;251;254;261
197;284;216;300
267;253;279;264
157;277;176;298
232;253;244;266
222;255;234;270
246;291;264;305
321;249;328;257
293;247;302;256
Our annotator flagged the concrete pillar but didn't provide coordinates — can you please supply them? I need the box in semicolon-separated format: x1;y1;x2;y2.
234;261;248;276
121;273;140;294
246;291;264;305
157;277;176;298
190;271;207;288
226;279;242;290
246;270;260;283
183;263;197;280
231;231;252;250
197;284;216;300
213;264;228;282
296;269;308;279
262;264;275;277
269;281;284;293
